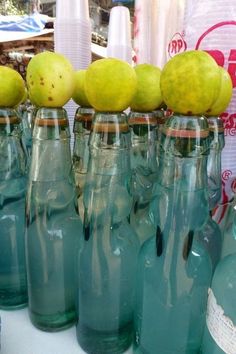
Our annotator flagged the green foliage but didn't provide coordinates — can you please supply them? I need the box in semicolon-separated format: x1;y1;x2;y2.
0;0;26;15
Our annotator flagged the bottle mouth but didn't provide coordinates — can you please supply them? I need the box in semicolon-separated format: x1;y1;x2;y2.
75;113;93;122
0;116;21;125
34;118;68;127
128;111;157;125
207;117;224;133
128;116;158;125
163;127;209;138
92;122;129;133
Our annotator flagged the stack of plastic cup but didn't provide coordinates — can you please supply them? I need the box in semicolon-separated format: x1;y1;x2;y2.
182;0;236;223
54;0;92;147
134;0;153;64
150;0;170;68
54;0;91;69
107;5;133;64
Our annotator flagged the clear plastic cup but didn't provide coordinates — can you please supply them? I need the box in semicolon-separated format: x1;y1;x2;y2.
56;0;90;21
107;44;132;63
107;5;132;63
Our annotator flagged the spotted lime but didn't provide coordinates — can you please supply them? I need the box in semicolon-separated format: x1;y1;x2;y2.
26;51;75;107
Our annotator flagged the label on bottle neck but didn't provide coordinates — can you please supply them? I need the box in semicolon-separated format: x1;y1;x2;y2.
206;288;236;354
0;116;20;125
35;118;68;127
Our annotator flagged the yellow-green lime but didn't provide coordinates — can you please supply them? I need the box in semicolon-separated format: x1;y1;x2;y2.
160;50;221;115
0;66;25;107
72;70;91;107
85;58;137;112
206;66;233;116
26;51;75;107
130;64;162;112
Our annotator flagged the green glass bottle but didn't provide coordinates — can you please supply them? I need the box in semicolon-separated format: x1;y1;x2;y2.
25;107;82;331
72;106;94;219
18;100;32;159
77;112;139;354
134;114;212;353
221;197;236;259
129;111;158;245
207;117;225;211
154;108;167;156
0;108;28;309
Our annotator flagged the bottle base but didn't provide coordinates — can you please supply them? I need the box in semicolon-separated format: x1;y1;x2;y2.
77;321;133;354
0;301;28;311
134;343;200;354
0;290;28;310
29;309;76;332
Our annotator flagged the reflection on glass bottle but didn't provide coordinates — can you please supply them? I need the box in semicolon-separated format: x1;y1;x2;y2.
196;116;224;271
134;114;212;354
0;108;28;309
154;108;167;157
77;112;139;354
207;117;225;211
220;197;236;259
201;254;236;354
129;111;158;245
72;107;94;219
18;101;32;159
25;108;82;331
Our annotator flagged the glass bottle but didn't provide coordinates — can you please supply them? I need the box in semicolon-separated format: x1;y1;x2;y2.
196;116;224;270
201;253;236;354
154;107;167;155
25;107;82;331
207;117;225;211
220;196;236;259
129;111;158;245
77;112;139;354
0;108;28;309
134;114;212;353
72;106;94;219
18;101;32;159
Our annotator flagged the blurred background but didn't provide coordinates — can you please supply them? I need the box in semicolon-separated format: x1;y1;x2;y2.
0;0;135;43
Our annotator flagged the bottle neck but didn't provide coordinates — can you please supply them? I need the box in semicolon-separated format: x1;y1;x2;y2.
207;116;225;210
207;116;225;151
0;107;22;136
30;107;72;182
87;112;131;177
84;112;132;230
128;111;158;171
128;111;158;142
72;107;94;178
0;107;27;179
73;107;94;135
158;114;209;188
156;114;210;256
33;107;70;140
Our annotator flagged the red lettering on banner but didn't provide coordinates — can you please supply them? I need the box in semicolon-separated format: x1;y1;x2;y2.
168;33;187;57
228;49;236;87
222;170;232;181
220;112;236;135
204;50;225;66
195;21;236;88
